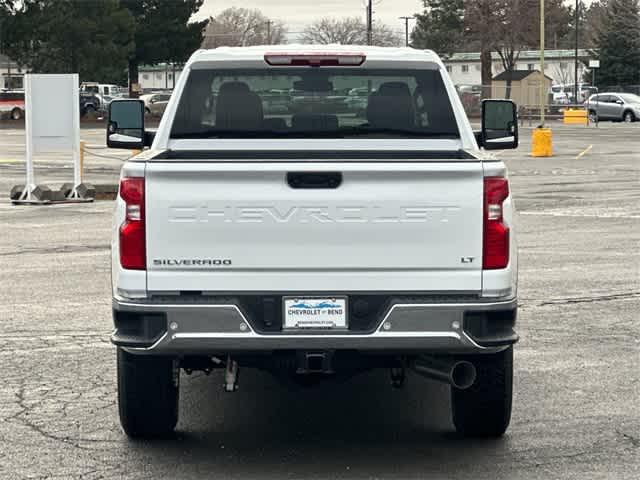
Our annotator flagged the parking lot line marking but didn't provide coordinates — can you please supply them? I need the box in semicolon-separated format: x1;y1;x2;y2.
576;144;593;160
520;211;640;219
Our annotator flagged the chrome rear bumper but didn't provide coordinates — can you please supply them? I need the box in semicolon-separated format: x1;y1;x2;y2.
112;296;517;355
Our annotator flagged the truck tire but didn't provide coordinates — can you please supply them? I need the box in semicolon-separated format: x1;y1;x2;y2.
117;348;179;438
451;346;513;437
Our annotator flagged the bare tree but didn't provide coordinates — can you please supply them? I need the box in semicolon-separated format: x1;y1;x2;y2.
300;17;363;45
493;1;535;97
300;16;402;46
553;62;572;86
371;22;403;47
465;0;502;98
465;0;570;98
202;7;286;48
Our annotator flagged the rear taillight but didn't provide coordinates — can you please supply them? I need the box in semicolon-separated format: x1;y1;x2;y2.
119;177;145;270
483;177;510;270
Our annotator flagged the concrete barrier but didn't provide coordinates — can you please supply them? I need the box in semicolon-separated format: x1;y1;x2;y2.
563;109;588;125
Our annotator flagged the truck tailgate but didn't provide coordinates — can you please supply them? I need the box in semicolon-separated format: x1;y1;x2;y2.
145;161;483;293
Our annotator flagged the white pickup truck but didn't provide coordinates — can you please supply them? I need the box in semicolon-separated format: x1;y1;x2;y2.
107;45;519;439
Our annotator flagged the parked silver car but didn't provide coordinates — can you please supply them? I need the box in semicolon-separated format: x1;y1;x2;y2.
146;93;171;117
586;93;640;123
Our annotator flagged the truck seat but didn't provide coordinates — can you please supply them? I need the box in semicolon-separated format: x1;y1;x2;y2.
215;81;264;130
366;82;416;129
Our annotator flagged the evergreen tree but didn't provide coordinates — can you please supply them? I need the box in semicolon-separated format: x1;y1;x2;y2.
593;0;640;87
0;1;15;54
2;0;135;83
121;0;207;96
411;0;465;57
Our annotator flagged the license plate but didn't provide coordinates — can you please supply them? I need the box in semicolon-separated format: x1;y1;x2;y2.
283;297;347;329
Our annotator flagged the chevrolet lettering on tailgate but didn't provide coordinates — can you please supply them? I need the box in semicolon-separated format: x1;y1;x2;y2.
168;204;461;224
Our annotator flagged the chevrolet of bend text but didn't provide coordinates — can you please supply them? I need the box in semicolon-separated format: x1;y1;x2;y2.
107;45;520;438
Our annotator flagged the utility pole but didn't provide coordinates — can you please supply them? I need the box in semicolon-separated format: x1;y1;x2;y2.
532;0;553;158
366;0;373;45
574;0;579;104
540;0;545;126
399;16;413;47
266;20;272;44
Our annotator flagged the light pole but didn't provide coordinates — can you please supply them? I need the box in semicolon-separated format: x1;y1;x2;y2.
574;0;579;104
366;0;373;45
399;16;413;47
532;0;553;158
540;0;545;126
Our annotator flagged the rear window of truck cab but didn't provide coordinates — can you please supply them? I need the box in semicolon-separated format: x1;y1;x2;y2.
170;68;459;139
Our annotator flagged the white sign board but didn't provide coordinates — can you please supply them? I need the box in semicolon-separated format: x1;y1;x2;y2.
589;60;600;69
23;74;81;197
26;74;80;153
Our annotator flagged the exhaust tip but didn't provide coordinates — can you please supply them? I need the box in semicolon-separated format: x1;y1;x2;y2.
450;361;476;390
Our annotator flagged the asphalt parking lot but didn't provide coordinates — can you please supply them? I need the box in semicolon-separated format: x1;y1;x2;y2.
1;122;639;479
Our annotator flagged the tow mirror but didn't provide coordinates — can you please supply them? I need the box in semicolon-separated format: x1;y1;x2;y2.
480;99;518;150
107;100;145;149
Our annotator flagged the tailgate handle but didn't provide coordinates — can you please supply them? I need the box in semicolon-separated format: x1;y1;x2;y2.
287;172;342;189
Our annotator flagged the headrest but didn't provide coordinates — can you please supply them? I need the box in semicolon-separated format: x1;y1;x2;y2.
366;82;415;129
215;83;263;130
219;82;251;94
378;82;411;96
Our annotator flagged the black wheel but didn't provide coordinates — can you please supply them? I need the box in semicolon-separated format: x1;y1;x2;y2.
145;107;151;115
11;107;23;120
623;110;635;123
85;104;96;114
451;346;513;437
117;348;179;438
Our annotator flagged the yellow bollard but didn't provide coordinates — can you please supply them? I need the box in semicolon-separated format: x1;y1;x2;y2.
531;127;553;157
80;140;85;181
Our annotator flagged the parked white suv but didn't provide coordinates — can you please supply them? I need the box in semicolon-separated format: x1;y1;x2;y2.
106;45;519;439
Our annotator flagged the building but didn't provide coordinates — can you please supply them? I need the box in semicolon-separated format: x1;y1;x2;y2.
491;70;553;106
0;53;25;90
138;63;184;91
138;50;593;93
444;49;593;87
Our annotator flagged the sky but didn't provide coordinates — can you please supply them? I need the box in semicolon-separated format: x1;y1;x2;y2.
194;0;596;42
194;0;431;39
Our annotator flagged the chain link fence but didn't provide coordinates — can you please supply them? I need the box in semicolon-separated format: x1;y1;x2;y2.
456;84;640;125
